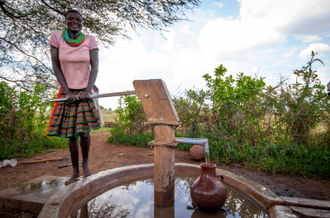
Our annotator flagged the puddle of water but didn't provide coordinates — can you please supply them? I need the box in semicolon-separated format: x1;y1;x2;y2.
16;178;67;198
71;174;267;218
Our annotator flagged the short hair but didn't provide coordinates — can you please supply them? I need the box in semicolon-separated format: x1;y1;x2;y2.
65;9;82;19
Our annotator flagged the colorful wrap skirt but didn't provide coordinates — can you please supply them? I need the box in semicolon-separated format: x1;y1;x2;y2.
46;89;101;138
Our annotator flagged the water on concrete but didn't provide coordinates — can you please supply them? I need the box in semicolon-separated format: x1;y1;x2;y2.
71;174;267;218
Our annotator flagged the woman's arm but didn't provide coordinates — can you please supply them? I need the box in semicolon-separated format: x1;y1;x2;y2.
78;49;99;99
50;45;76;103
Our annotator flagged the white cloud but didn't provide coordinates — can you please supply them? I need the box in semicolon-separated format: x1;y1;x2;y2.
317;66;330;86
298;43;330;59
197;17;285;59
294;35;322;43
134;201;153;218
215;2;223;8
197;0;330;63
97;33;148;109
155;29;177;52
283;46;297;58
171;48;215;89
179;25;194;35
238;0;330;35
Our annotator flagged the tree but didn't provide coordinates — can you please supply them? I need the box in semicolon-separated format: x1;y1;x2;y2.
275;51;328;143
0;0;200;91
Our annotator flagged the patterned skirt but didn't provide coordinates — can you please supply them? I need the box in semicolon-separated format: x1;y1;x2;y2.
47;89;101;138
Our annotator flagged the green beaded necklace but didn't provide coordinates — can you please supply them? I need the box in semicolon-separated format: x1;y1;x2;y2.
62;28;85;47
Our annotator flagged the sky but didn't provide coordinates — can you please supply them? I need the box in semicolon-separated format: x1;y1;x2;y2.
96;0;330;110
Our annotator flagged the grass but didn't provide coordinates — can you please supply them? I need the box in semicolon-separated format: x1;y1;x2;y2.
101;109;116;122
91;126;112;133
41;149;58;153
0;135;67;160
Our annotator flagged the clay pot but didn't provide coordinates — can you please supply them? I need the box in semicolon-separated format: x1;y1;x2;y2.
190;145;205;161
190;163;227;211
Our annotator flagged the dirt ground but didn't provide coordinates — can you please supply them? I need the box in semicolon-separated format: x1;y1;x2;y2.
1;131;330;217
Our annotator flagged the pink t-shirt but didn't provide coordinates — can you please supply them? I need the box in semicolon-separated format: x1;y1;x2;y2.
49;30;98;89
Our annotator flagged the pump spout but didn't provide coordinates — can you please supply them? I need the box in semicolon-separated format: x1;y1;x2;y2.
175;137;210;164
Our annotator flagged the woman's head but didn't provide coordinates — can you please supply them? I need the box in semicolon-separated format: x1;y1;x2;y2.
65;10;83;33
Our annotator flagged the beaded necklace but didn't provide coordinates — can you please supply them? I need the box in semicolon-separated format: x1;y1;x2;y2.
62;28;85;47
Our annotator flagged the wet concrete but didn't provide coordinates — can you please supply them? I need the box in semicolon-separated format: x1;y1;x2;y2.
270;205;330;218
0;176;68;214
280;196;330;210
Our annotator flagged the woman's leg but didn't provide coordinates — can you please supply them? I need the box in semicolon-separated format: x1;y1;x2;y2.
80;133;92;178
65;137;80;186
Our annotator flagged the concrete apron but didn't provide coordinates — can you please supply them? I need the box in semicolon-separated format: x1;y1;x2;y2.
0;163;329;218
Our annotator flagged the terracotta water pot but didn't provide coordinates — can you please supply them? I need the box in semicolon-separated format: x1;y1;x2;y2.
190;163;227;211
190;145;205;161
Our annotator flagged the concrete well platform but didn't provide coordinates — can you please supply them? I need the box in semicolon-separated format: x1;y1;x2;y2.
0;176;69;214
1;164;330;218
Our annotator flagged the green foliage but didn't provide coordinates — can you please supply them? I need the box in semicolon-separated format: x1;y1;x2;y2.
115;95;147;134
0;81;67;160
272;52;328;143
173;88;209;137
107;127;153;147
0;81;47;140
0;135;67;160
176;128;330;178
108;95;152;146
202;64;269;146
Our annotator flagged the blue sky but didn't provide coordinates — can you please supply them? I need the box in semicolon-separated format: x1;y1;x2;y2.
96;0;330;110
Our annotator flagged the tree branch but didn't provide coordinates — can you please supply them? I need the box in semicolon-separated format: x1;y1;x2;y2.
40;0;65;16
0;75;30;91
1;4;30;19
0;37;49;70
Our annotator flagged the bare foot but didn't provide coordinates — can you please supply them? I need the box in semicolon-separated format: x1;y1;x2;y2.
82;159;92;178
65;172;80;186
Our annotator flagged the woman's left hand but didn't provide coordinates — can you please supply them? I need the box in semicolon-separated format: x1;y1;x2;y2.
78;91;90;100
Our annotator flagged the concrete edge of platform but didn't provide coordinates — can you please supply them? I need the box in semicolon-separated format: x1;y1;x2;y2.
280;196;330;210
269;205;330;218
0;176;67;214
38;163;282;218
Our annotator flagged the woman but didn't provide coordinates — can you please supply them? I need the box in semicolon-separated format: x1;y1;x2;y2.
47;9;101;186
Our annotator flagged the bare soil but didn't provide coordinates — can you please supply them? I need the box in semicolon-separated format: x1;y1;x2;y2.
1;131;330;217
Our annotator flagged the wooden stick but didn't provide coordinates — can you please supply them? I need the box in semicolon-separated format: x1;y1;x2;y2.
301;172;310;182
21;158;66;164
48;90;136;102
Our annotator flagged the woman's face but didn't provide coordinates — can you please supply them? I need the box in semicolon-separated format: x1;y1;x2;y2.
66;12;82;33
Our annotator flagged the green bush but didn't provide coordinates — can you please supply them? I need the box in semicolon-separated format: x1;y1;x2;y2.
108;127;153;147
107;95;152;146
0;81;45;140
0;134;67;160
115;95;147;134
0;82;67;160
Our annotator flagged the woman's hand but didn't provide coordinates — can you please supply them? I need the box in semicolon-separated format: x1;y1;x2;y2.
78;91;90;100
66;92;77;103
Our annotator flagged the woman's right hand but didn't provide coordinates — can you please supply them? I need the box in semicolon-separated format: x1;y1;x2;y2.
66;92;77;103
